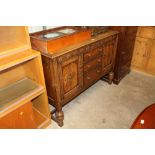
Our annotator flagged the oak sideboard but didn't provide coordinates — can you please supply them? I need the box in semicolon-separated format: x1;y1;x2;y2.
30;29;119;126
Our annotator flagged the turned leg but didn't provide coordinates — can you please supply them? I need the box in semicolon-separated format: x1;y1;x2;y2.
55;110;64;127
108;71;114;84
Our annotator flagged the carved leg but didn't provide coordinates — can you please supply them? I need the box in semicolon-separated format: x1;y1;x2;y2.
55;110;64;127
108;71;114;84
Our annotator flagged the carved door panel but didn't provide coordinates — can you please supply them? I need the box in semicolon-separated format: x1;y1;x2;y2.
102;38;115;71
57;53;83;101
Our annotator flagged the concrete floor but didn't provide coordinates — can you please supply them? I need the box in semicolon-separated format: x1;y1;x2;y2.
47;71;155;129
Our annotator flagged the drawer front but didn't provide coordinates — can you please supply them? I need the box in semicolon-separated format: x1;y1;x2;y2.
84;47;102;63
84;56;102;72
84;67;102;86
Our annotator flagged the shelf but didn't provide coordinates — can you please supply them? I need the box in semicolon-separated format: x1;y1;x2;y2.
0;49;39;72
0;102;50;129
0;78;45;117
0;26;51;128
0;43;29;57
0;26;31;57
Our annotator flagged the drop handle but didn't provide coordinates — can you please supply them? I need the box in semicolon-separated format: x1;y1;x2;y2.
97;59;101;62
98;48;102;52
122;51;126;55
87;76;91;80
87;65;90;68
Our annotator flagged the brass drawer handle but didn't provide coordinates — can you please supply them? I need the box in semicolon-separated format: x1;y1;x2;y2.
87;65;90;68
96;70;101;73
97;59;101;62
98;48;102;52
87;76;91;80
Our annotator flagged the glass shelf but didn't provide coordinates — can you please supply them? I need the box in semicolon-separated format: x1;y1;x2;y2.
57;28;77;34
43;32;63;39
0;78;44;116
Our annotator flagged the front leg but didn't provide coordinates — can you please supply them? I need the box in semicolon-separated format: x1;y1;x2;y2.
108;71;114;84
55;110;64;127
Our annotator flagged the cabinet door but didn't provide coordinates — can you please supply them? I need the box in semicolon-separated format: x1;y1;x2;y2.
146;40;155;75
132;37;152;71
57;53;83;101
102;38;116;72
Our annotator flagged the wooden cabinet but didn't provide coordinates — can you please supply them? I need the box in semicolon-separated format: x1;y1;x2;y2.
131;26;155;75
137;26;155;39
146;40;155;74
31;30;118;126
0;26;51;129
110;26;138;84
132;37;151;70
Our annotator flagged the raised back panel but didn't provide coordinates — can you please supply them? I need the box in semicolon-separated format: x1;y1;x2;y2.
0;64;25;88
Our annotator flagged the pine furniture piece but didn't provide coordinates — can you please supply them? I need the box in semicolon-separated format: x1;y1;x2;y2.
110;26;138;84
131;26;155;76
0;26;51;129
30;28;119;126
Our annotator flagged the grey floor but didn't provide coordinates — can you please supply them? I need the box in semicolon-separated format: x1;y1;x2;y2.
47;71;155;129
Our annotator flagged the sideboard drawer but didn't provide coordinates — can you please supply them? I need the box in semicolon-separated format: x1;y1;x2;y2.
84;47;102;63
84;67;102;86
84;56;102;72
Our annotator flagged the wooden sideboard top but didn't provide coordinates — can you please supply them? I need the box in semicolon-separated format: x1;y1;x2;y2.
41;30;119;59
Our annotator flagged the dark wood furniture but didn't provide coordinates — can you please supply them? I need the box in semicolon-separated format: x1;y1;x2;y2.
110;26;137;84
30;29;119;126
131;103;155;129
